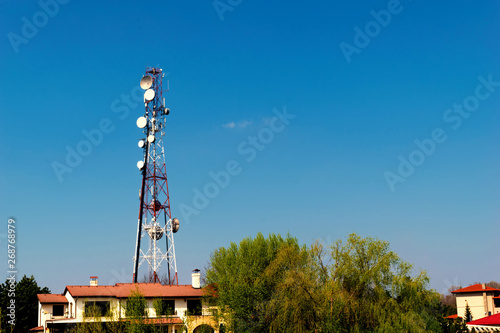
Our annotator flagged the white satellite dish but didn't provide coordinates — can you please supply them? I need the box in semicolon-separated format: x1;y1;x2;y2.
136;117;147;129
140;75;153;90
147;225;164;240
144;89;155;102
147;135;155;143
137;161;145;170
138;140;145;148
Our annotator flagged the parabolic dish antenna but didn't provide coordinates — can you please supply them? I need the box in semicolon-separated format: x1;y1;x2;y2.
140;75;153;90
144;89;155;102
148;225;164;240
172;218;180;233
137;160;145;170
136;117;147;129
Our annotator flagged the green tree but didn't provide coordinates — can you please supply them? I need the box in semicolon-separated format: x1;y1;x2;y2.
204;232;299;332
464;303;472;323
205;233;445;333
71;303;125;333
125;287;149;333
152;298;164;318
321;234;443;332
78;304;106;333
0;275;50;333
263;242;325;332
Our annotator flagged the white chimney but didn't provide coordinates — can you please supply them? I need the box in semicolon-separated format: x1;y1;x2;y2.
191;269;200;289
90;276;98;286
482;283;486;290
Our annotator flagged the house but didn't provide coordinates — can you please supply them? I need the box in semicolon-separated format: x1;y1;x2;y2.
467;312;500;332
451;283;500;320
32;272;221;333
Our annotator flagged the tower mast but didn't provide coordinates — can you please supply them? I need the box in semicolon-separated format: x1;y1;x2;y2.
133;67;179;284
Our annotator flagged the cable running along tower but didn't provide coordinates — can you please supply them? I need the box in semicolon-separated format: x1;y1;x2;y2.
133;67;179;284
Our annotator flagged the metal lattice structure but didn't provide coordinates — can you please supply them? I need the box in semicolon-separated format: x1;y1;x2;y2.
133;67;179;284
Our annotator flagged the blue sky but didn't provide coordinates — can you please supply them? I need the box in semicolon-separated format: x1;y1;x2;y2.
1;0;499;294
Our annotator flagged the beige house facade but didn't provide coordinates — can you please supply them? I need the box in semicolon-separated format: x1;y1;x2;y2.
452;283;500;321
31;274;220;333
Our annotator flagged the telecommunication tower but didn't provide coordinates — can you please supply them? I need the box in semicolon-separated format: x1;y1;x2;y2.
133;67;180;284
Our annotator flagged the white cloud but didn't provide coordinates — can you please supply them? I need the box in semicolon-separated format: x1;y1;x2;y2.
237;120;252;128
222;120;253;129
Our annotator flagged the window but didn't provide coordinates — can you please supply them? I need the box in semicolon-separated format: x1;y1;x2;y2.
162;300;175;316
494;298;500;309
154;299;175;316
53;304;64;316
84;301;110;317
187;299;202;315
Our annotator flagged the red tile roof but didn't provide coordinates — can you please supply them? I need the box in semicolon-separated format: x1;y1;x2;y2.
144;318;183;324
114;318;183;324
64;283;203;298
29;326;44;332
468;313;500;326
37;294;67;303
445;314;460;319
451;284;500;294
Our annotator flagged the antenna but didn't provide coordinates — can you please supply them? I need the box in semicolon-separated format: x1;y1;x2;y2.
140;75;153;90
133;67;179;285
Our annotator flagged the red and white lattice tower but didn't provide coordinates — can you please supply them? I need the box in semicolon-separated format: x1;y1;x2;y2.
133;67;179;284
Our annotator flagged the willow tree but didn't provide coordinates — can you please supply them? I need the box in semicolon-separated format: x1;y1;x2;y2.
205;233;443;333
319;233;442;332
204;232;299;332
263;242;326;333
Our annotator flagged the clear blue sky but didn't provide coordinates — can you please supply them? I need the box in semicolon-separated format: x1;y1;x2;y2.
1;0;499;294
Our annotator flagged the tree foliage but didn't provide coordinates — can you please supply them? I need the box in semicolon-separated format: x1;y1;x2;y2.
322;234;442;332
0;275;50;333
464;303;472;323
72;300;125;333
125;287;149;333
204;232;299;332
205;232;446;333
72;288;164;333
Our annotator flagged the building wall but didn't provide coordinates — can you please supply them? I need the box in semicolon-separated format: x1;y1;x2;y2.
38;302;42;326
72;296;209;321
456;292;498;320
39;303;68;328
65;291;76;318
75;297;122;321
39;294;217;333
